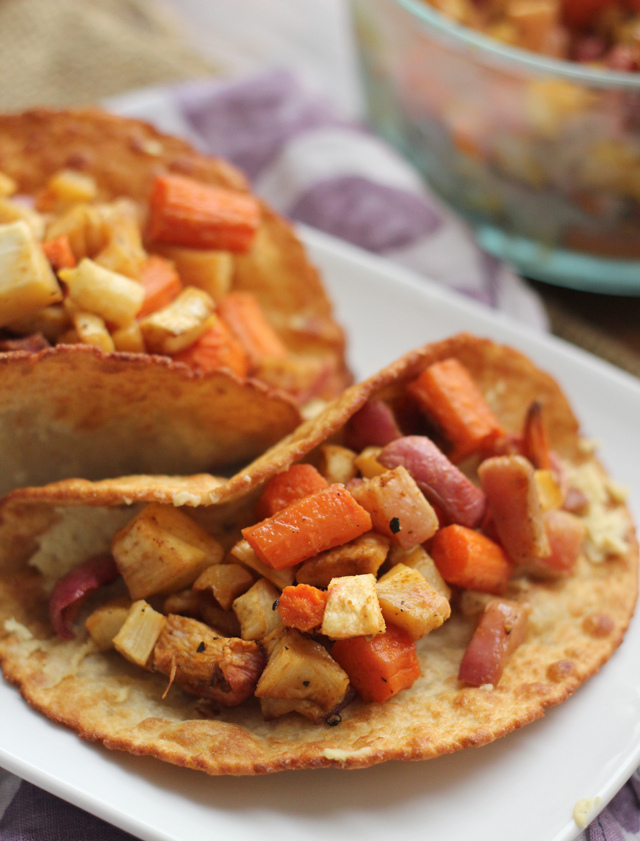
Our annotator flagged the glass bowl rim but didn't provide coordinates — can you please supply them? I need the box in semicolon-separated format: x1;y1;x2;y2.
394;0;640;89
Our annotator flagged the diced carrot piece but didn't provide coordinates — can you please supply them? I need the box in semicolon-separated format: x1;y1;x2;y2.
217;291;288;367
137;255;183;318
242;485;372;570
148;173;260;252
41;235;76;271
521;400;551;470
171;315;250;378
430;524;512;595
408;358;504;461
256;463;329;521
332;623;420;703
277;583;328;632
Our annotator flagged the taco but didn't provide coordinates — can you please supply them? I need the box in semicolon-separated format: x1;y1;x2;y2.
0;333;636;775
0;107;350;493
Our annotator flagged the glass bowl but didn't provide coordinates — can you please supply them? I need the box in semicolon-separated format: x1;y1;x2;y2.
348;0;640;293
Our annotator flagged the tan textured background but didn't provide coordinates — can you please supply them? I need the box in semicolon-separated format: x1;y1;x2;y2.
0;0;638;379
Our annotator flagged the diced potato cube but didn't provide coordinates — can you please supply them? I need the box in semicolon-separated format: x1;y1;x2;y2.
139;287;214;354
317;444;358;485
387;544;451;600
37;169;98;211
0;221;63;326
0;172;17;198
59;258;144;326
73;311;115;352
351;466;439;549
296;532;389;589
85;597;131;651
112;503;224;600
152;245;233;300
320;573;385;640
112;600;166;667
153;614;264;704
255;628;349;722
232;577;282;640
354;446;387;478
193;563;255;611
376;563;450;640
229;539;295;590
111;320;145;353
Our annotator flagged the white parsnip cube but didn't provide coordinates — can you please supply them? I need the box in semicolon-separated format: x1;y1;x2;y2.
193;563;255;611
0;221;63;326
152;245;232;300
256;628;349;723
139;287;214;354
387;544;451;600
59;258;144;327
376;563;450;640
85;597;131;650
296;532;389;589
94;203;146;279
0;198;45;240
111;503;224;600
112;600;166;668
320;573;386;640
232;577;282;640
229;539;295;590
317;444;358;485
73;311;115;352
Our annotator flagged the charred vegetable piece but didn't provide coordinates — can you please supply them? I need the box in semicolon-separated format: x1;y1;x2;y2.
296;532;389;589
49;554;120;640
332;623;421;704
242;485;372;570
153;614;264;706
148;173;260;252
379;435;487;528
408;358;504;461
458;599;529;687
431;524;512;595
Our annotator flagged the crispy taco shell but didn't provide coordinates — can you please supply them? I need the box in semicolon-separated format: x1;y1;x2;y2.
0;108;350;493
0;334;636;775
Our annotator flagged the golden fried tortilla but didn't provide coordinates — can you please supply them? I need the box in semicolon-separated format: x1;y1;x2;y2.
0;334;636;775
0;107;350;493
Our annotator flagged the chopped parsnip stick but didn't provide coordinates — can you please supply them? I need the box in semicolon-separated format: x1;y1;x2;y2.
113;600;166;668
139;287;214;355
59;258;144;327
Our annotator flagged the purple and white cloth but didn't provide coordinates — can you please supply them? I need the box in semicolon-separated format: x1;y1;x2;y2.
0;69;633;840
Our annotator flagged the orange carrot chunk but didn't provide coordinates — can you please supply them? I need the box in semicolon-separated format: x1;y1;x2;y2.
256;463;329;521
408;358;504;461
137;255;183;318
332;624;421;703
217;291;288;367
277;584;328;632
148;173;260;252
430;524;512;595
172;316;250;378
42;235;76;271
242;485;372;570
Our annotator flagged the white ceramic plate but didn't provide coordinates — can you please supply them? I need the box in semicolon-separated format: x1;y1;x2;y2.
1;228;639;841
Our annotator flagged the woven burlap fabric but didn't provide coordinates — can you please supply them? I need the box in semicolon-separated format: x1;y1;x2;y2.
0;0;216;111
